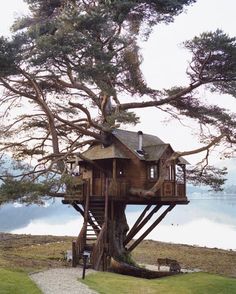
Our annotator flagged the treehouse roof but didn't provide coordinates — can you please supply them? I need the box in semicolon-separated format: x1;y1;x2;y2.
112;129;166;160
113;129;165;148
79;129;189;164
79;143;129;161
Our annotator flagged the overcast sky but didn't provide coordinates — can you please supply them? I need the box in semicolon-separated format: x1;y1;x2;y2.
0;0;236;167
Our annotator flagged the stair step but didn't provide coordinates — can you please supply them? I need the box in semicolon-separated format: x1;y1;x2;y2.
93;219;104;222
85;245;93;250
87;228;100;231
90;204;105;206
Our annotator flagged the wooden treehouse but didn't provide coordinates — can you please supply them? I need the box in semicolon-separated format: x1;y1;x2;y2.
62;129;189;273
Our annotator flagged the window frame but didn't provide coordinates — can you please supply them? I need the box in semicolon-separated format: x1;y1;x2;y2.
148;164;158;181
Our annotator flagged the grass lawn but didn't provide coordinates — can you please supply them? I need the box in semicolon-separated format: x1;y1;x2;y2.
82;272;236;294
0;268;42;294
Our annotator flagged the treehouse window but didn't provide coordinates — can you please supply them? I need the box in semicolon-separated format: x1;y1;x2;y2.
148;165;158;180
176;165;185;184
165;165;175;181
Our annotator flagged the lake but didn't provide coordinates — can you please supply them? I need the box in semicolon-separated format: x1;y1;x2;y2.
0;193;235;251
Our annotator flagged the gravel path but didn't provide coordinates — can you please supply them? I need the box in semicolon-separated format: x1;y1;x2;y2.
30;268;98;294
30;264;201;294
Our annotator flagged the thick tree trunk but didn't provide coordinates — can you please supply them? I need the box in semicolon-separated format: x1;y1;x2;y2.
107;202;129;261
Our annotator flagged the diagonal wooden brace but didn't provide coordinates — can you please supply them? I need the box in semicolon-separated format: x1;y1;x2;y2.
127;204;176;252
124;204;162;246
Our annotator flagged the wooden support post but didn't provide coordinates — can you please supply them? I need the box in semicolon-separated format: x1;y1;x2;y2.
84;189;90;225
104;177;109;270
173;164;176;196
125;204;152;244
124;204;162;245
128;205;175;252
183;165;186;197
111;200;114;223
112;158;117;180
92;179;109;271
104;178;109;227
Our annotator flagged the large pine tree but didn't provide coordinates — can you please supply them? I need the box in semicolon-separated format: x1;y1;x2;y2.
0;1;235;233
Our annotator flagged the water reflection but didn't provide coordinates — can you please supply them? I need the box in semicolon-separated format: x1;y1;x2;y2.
0;194;235;251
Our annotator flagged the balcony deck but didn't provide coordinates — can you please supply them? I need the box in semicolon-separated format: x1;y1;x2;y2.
64;177;188;205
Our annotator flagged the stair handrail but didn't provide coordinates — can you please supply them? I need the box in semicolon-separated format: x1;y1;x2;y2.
74;182;90;264
76;223;87;258
91;178;109;270
91;222;107;270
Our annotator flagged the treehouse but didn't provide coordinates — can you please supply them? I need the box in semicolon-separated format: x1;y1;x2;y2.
63;129;189;273
65;129;188;204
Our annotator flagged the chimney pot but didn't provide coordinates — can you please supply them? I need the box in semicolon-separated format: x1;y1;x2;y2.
137;131;143;151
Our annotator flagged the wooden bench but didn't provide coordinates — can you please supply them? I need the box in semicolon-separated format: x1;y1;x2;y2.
157;258;181;272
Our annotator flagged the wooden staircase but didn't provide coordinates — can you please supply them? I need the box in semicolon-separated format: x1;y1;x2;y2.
72;180;109;270
84;201;105;252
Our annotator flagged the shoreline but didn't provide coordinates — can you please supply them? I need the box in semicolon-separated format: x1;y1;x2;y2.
0;232;236;278
2;231;236;252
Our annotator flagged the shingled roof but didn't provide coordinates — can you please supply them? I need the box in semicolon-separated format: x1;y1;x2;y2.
80;129;188;163
112;129;167;161
112;129;165;147
79;143;129;161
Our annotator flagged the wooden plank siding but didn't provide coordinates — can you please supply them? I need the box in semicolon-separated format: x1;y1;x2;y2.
112;138;147;190
64;137;188;203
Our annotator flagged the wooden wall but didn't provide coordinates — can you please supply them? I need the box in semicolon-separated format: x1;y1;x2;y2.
75;140;186;199
112;138;147;190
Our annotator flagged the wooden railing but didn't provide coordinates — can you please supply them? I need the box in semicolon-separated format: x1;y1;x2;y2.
66;177;186;200
66;176;84;199
72;186;90;267
163;181;186;198
176;183;185;198
72;223;87;267
92;178;129;199
65;178;90;201
90;223;107;270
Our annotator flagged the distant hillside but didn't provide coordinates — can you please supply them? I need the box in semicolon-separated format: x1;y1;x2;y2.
187;185;207;195
187;184;236;196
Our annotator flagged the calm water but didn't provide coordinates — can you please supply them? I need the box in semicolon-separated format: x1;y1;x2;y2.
0;194;235;250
